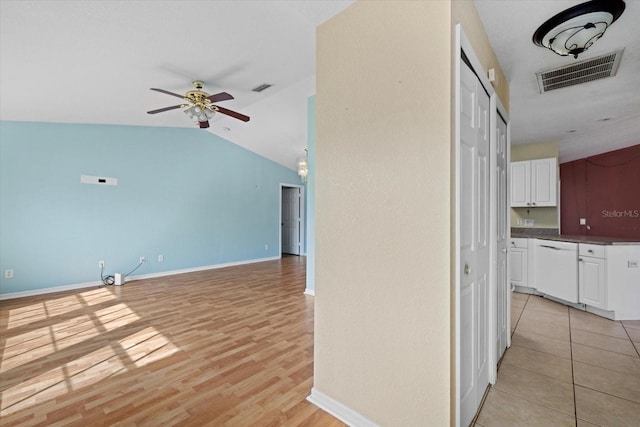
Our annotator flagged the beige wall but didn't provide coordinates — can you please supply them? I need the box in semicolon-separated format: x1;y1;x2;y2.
511;142;560;228
316;1;452;425
315;1;507;425
511;141;558;162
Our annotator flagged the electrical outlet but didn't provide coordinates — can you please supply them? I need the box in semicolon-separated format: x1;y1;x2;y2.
99;260;105;268
158;254;164;263
516;218;523;225
4;269;13;279
139;256;145;263
628;260;638;268
264;244;269;251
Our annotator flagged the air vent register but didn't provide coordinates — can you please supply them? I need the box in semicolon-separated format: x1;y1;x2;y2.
535;49;623;93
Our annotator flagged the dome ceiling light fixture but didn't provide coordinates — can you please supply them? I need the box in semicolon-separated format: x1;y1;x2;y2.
532;0;626;59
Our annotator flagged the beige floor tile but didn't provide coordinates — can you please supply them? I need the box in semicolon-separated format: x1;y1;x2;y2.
572;342;640;376
516;316;571;342
512;292;529;302
502;345;573;382
476;388;575;427
622;319;640;330
511;298;526;310
576;420;599;427
511;305;524;318
625;327;640;342
510;311;523;329
493;363;574;416
573;361;640;404
520;306;569;327
571;328;638;357
570;309;628;339
575;385;640;427
511;329;571;359
525;296;570;316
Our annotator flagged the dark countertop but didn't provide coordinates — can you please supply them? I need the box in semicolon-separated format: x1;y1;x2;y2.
511;228;640;245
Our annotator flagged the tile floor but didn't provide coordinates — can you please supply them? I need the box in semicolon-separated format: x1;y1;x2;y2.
474;292;640;426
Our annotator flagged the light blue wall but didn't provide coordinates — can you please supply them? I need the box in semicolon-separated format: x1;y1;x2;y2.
305;96;316;293
0;121;300;295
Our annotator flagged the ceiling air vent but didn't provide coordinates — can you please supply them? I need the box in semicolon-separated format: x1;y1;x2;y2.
252;83;272;92
535;49;624;93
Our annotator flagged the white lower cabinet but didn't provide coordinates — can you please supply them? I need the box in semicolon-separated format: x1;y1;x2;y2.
578;243;607;310
509;238;528;287
579;256;607;309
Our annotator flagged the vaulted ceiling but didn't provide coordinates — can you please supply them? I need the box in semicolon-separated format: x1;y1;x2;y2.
2;1;638;168
0;0;354;170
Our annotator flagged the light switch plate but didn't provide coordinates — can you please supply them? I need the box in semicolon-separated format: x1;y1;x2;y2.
524;219;534;227
580;218;586;225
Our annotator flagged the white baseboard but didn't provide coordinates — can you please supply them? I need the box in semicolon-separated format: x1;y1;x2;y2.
0;256;281;301
304;288;315;296
0;280;104;300
307;387;378;427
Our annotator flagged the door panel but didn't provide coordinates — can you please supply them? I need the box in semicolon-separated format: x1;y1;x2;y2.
496;115;509;360
281;187;300;255
459;59;491;426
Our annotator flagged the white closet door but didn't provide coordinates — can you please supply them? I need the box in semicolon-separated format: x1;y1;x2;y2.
459;59;491;427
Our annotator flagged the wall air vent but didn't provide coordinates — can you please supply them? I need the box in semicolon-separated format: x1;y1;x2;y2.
535;49;624;93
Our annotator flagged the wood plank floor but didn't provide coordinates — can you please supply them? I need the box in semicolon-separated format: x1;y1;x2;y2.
0;256;345;426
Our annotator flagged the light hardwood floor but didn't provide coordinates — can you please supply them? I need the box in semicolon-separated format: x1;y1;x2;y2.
0;256;345;426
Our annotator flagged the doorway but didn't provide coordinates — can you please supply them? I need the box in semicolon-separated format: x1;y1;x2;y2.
280;184;305;256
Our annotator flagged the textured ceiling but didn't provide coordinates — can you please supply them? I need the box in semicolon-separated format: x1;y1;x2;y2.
474;0;640;162
2;1;638;168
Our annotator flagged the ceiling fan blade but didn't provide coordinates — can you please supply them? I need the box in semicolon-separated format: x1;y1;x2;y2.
150;88;186;99
207;92;234;103
147;104;184;114
199;120;210;129
215;106;250;122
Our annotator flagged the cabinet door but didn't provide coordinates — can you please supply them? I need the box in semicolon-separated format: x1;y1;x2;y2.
531;158;557;207
510;161;530;207
509;248;527;287
579;257;606;309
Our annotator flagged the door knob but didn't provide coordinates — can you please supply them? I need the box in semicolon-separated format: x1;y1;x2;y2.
464;264;471;275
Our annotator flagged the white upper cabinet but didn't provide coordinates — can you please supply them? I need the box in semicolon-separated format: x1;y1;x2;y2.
510;158;557;207
510;161;530;207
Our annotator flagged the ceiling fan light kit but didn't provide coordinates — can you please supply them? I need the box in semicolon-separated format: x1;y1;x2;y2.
532;0;625;59
147;81;249;129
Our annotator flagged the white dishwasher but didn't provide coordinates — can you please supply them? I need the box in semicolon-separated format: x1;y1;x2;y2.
534;239;579;303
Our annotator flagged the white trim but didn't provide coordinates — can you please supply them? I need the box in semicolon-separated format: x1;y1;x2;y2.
306;388;379;427
0;280;104;300
489;92;498;385
501;97;512;351
0;256;280;301
454;23;463;427
303;288;315;296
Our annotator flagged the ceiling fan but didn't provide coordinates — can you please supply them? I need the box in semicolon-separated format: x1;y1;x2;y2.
147;81;250;129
